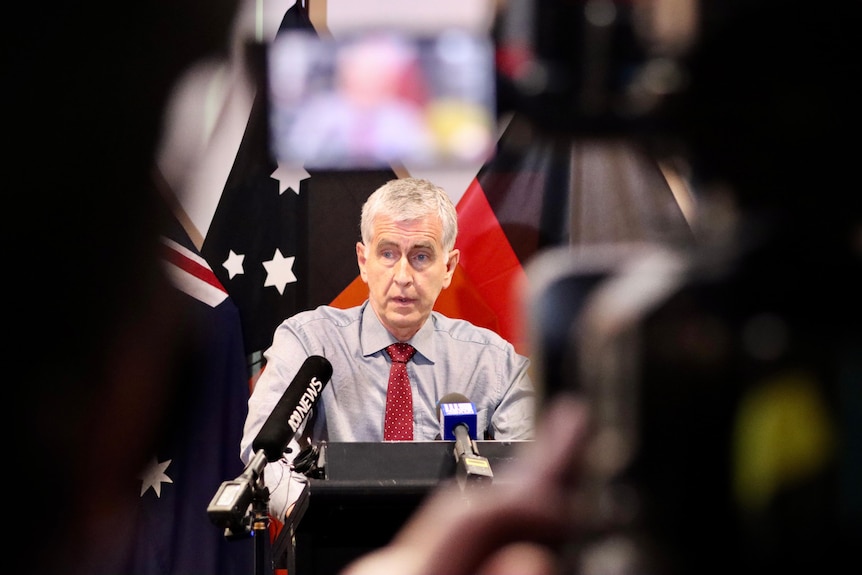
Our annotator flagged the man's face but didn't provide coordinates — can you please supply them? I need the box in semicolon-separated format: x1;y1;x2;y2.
357;212;459;341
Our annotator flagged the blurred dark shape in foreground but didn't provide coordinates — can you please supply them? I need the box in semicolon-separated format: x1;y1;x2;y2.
521;1;861;573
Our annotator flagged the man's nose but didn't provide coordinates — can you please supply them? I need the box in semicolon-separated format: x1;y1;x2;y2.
393;256;412;284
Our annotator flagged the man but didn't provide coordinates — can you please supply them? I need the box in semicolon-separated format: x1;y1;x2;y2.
240;177;535;519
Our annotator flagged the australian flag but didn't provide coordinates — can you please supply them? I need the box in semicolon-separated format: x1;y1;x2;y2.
117;217;254;575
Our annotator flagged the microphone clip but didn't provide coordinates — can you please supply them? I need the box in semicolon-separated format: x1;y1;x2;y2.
292;443;325;478
453;424;494;489
206;450;271;540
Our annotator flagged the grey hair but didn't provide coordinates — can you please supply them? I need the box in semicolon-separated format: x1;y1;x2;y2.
360;178;459;252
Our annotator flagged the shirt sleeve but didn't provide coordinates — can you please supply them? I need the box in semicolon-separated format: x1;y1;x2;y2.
489;347;536;440
239;320;316;519
259;455;308;520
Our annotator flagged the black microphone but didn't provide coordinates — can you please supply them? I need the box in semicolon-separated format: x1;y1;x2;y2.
437;393;493;488
252;355;333;462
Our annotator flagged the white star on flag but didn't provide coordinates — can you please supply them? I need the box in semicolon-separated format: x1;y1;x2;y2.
139;457;173;497
223;249;246;279
271;161;308;195
263;248;297;295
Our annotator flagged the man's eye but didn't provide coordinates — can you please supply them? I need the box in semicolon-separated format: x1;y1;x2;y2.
381;250;396;260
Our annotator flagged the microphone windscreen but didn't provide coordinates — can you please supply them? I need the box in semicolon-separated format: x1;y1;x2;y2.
436;392;470;419
252;355;333;461
437;392;477;440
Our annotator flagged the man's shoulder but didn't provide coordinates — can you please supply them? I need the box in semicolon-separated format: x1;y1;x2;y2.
287;304;363;328
429;311;512;348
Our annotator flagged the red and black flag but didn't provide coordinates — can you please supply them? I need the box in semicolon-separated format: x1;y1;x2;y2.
437;113;692;354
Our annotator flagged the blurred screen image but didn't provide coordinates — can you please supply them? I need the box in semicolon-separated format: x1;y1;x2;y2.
268;29;496;169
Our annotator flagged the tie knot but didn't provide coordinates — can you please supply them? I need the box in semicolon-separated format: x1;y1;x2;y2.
386;342;415;363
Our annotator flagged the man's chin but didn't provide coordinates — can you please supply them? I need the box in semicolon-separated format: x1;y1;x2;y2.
382;307;427;334
387;300;419;315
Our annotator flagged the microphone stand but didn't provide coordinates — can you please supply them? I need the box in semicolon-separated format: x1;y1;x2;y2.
271;480;311;574
207;450;272;575
250;481;270;575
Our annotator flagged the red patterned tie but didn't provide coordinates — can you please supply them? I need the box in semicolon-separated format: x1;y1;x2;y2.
384;343;416;441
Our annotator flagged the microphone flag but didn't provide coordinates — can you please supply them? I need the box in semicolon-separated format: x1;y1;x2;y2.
439;400;478;441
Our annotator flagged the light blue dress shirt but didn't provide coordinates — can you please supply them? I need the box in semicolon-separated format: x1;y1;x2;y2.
240;300;535;517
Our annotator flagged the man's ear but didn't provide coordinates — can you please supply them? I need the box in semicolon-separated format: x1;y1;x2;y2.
442;248;460;288
356;242;369;283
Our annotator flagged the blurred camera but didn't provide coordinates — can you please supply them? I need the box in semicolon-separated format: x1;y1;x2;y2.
266;27;496;170
495;0;695;138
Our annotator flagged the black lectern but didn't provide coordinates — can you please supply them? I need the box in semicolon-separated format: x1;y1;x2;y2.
273;440;529;575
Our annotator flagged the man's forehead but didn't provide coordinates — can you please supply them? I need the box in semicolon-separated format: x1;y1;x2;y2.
371;214;443;247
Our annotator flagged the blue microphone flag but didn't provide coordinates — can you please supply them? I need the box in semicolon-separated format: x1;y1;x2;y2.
439;401;478;440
